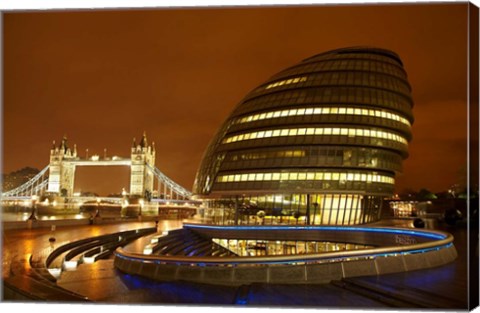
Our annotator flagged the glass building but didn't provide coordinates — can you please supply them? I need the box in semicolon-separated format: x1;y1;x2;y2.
193;47;414;225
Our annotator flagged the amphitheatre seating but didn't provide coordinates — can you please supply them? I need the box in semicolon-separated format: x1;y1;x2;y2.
44;227;156;277
146;228;237;257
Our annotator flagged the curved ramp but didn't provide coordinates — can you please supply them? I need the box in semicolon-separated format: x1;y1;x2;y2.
114;224;457;285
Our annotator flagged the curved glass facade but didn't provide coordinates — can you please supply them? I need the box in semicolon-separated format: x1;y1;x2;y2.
193;47;413;225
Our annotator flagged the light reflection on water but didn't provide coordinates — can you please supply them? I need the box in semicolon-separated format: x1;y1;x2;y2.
1;212;89;222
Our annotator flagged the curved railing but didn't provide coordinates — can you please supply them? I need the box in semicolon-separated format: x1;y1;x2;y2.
114;226;454;266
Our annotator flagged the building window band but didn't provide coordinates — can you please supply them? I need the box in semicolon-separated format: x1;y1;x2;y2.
234;106;411;127
216;171;394;184
223;127;408;145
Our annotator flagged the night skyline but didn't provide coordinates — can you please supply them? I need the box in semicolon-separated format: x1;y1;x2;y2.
2;3;471;195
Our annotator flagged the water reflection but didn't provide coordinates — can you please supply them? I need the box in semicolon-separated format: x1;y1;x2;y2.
117;274;237;304
1;211;90;222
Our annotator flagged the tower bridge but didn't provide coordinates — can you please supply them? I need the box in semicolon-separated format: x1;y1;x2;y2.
1;133;195;205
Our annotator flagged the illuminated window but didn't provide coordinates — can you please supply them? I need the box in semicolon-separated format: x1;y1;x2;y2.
265;76;308;89
292;150;305;157
235;106;410;126
216;171;394;184
288;129;298;136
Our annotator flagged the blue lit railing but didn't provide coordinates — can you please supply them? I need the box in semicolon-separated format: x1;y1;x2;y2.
183;223;448;240
114;225;454;267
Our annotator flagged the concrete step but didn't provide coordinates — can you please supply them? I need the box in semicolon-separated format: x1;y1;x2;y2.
334;278;466;308
331;280;415;308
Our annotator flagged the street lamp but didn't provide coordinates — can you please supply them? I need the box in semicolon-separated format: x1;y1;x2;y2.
95;197;101;218
139;199;144;218
49;225;56;244
28;195;38;221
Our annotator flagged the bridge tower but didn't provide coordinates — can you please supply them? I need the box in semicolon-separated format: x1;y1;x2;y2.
47;136;78;196
130;132;155;197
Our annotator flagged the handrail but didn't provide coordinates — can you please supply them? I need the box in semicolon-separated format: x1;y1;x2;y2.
114;226;454;266
183;223;450;239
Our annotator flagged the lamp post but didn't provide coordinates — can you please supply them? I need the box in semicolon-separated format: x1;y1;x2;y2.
138;199;144;221
28;195;38;221
95;197;101;218
49;225;56;244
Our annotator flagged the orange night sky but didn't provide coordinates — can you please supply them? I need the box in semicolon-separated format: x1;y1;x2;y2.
2;3;474;195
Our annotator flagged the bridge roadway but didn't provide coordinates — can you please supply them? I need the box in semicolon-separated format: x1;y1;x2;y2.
1;218;475;308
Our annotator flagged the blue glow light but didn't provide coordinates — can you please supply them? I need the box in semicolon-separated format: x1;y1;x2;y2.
184;223;447;240
115;243;454;266
118;274;238;304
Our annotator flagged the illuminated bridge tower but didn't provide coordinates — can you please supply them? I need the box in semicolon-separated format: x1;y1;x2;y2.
47;136;78;196
130;132;156;197
193;46;414;225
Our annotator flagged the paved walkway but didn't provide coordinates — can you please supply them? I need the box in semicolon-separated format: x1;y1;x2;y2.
2;218;476;309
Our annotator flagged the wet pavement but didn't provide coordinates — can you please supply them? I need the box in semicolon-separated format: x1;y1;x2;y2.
1;217;477;309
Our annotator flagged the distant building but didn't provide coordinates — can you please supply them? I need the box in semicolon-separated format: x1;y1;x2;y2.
2;167;40;192
193;47;414;225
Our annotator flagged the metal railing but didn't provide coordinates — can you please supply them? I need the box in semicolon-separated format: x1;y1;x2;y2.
114;226;454;267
